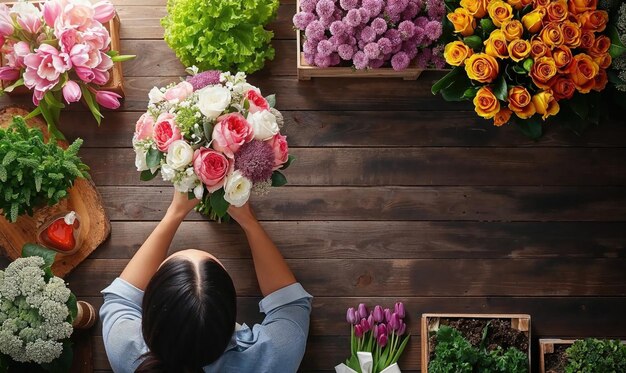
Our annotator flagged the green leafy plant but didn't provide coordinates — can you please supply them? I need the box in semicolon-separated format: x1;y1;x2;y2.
428;325;528;373
161;0;279;74
0;116;89;223
564;338;626;373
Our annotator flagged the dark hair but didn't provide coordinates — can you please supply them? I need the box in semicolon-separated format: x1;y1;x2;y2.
135;256;237;373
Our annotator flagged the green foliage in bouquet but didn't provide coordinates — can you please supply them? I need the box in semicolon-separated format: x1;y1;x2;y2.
0;117;89;223
161;0;279;74
428;325;528;373
563;338;626;373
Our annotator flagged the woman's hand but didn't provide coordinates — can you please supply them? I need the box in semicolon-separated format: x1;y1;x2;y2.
228;202;258;230
167;191;200;220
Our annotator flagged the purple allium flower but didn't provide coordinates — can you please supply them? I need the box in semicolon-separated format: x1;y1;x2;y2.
300;0;317;13
424;20;442;41
401;2;420;20
235;140;275;183
344;8;362;27
398;20;416;40
340;0;358;11
360;26;376;43
362;0;384;17
371;18;388;35
330;20;346;35
316;0;335;18
303;40;317;54
377;37;393;54
338;44;355;60
186;70;221;91
293;11;317;30
317;39;334;57
391;51;410;70
414;27;426;46
305;20;325;41
304;52;316;65
416;48;432;68
403;40;419;59
385;29;402;47
385;0;409;17
432;44;446;68
358;8;371;24
333;9;344;21
314;54;333;67
348;35;357;46
369;58;385;68
364;42;380;59
353;51;369;69
330;53;341;66
414;16;429;29
358;40;367;50
427;0;446;20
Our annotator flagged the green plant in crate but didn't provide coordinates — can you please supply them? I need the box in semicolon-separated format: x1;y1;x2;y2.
564;338;626;373
161;0;279;74
0;116;89;223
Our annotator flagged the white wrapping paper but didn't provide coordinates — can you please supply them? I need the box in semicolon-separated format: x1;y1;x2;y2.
334;352;401;373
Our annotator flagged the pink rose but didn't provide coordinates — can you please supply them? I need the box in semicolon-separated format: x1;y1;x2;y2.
193;148;231;192
153;113;182;152
246;89;269;113
212;113;253;158
23;44;70;95
164;81;194;103
267;134;289;170
134;113;154;141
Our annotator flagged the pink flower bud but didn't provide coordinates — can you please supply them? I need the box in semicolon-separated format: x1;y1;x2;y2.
378;323;387;337
389;313;400;331
357;303;368;319
397;321;407;336
360;318;370;333
373;305;384;322
384;308;392;323
346;307;357;325
377;333;388;347
394;302;406;319
0;66;19;82
354;324;364;338
42;0;62;27
93;1;116;23
95;90;122;109
62;80;82;103
367;314;375;329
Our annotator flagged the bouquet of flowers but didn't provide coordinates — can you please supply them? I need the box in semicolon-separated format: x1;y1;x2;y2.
432;0;613;138
336;303;410;373
293;0;447;70
133;68;293;221
0;0;135;140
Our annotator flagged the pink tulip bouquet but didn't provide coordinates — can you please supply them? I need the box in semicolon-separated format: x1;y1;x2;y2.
133;68;293;221
0;0;135;139
336;302;410;373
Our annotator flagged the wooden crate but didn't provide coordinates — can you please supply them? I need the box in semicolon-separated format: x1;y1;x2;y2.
539;338;626;373
421;313;532;373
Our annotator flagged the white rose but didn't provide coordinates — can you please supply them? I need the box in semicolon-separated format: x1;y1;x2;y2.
148;87;165;104
166;140;194;170
161;163;176;181
247;110;279;141
197;86;231;119
232;83;258;95
223;170;252;207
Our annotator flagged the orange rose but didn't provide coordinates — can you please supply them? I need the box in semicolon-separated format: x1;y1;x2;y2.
465;53;500;83
579;30;595;49
501;20;524;41
485;30;509;59
473;87;501;119
593;53;612;69
530;38;551;58
561;21;582;48
588;35;611;57
444;41;474;66
532;91;560;120
593;69;608;92
534;0;550;7
508;86;536;119
567;53;599;93
522;8;547;33
546;1;568;22
552;46;573;71
568;0;597;14
579;10;609;32
508;39;532;62
507;0;532;10
448;8;477;37
551;76;576;100
531;56;558;88
493;107;513;126
540;22;565;48
488;1;514;27
460;0;488;18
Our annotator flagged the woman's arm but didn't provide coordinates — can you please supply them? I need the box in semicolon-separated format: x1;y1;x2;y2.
228;203;296;296
120;192;199;290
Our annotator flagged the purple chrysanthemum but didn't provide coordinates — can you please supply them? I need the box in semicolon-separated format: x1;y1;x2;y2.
300;0;317;12
337;44;355;60
427;0;446;20
293;11;317;30
348;35;358;46
362;0;383;17
358;8;371;24
344;8;362;27
360;26;377;43
330;53;341;66
340;0;358;11
402;41;419;59
314;54;333;67
186;70;221;91
414;16;429;29
414;27;426;45
371;18;387;35
369;58;385;68
424;21;442;41
377;37;393;54
235;140;275;183
416;48;432;68
364;42;380;59
358;40;367;50
385;0;409;17
353;51;369;69
391;51;410;71
401;2;420;20
304;52;316;65
330;21;346;35
305;20;325;41
316;0;335;18
317;39;334;57
398;20;416;40
432;44;446;69
384;29;402;47
303;40;317;54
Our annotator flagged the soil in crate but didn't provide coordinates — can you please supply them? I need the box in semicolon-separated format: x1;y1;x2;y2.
428;318;529;360
544;345;569;373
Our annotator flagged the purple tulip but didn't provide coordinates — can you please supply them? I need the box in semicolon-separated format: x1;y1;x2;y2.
384;308;392;323
395;302;406;319
95;90;122;109
367;314;375;329
360;318;371;333
358;303;368;319
373;305;384;322
355;324;364;338
346;307;357;325
389;313;400;331
378;323;388;338
398;321;407;336
377;333;388;347
373;325;379;338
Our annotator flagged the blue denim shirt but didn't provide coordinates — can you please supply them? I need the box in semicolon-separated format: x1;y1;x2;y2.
100;278;313;373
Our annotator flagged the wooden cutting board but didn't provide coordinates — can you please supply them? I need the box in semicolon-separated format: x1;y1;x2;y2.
0;106;111;278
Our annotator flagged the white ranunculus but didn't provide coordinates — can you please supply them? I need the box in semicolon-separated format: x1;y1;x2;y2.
148;87;165;104
223;170;252;207
247;110;279;141
161;163;176;181
166;140;194;170
197;85;231;119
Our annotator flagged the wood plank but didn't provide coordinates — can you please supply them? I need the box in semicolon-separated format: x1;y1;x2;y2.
80;148;626;187
97;186;626;222
67;258;626;297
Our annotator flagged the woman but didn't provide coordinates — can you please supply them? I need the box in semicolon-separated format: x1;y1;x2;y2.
100;192;312;373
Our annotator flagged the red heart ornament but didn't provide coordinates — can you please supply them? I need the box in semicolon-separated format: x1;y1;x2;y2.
39;213;81;252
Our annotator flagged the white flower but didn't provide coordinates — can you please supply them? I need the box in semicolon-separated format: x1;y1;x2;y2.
247;110;279;140
223;170;252;207
174;168;199;192
161;164;176;181
232;83;258;95
193;184;204;199
148;87;165;104
166;140;194;170
10;2;40;18
134;147;149;172
196;85;231;119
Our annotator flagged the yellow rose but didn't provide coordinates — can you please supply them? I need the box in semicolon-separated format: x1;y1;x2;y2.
507;39;532;62
588;35;611;58
552;76;576;100
465;53;500;83
508;86;536;119
579;30;595;49
579;10;609;32
460;0;488;18
532;91;560;120
488;1;514;27
540;22;564;48
448;7;477;37
593;53;612;69
568;0;598;15
546;1;568;23
534;0;551;7
552;46;573;71
593;69;608;92
522;8;546;33
561;21;582;48
485;30;509;59
501;20;524;41
530;56;558;89
567;53;599;93
473;87;501;119
493;107;513;126
444;41;474;66
506;0;531;10
530;38;551;58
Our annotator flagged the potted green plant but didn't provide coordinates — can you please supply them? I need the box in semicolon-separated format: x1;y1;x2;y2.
161;0;279;74
539;338;626;373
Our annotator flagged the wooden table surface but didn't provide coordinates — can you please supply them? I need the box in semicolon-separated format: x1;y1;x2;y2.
1;0;625;371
